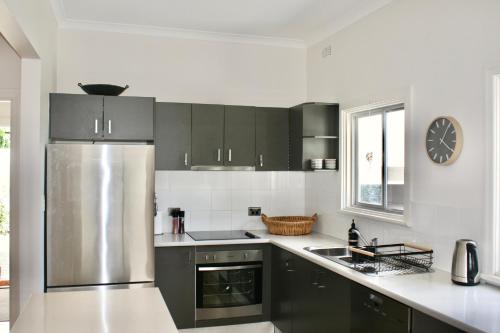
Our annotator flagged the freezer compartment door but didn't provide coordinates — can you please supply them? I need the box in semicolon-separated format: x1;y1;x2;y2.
46;144;155;287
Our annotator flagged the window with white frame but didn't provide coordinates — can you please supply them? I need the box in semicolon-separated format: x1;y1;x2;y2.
341;102;405;223
493;73;500;277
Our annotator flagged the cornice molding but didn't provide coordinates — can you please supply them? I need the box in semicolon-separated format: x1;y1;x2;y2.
59;18;307;48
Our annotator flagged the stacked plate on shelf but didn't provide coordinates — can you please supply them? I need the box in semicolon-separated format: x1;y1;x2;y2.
324;159;337;170
311;159;324;170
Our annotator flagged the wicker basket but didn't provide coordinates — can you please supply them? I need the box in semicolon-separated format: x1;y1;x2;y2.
261;214;318;236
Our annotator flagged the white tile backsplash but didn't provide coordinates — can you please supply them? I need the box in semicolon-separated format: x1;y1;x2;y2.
156;171;306;233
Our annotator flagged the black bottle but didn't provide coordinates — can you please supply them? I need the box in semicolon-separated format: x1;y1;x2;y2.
348;220;359;247
179;211;185;234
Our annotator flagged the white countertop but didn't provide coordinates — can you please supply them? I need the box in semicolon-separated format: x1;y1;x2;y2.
156;231;500;333
11;288;178;333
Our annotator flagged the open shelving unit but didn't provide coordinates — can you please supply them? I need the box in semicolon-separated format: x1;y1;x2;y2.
289;102;339;171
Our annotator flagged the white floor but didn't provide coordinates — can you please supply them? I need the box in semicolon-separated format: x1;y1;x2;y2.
180;322;274;333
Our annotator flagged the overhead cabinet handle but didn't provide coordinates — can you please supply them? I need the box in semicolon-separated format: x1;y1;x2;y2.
184;153;188;166
228;149;232;162
217;149;221;162
108;120;112;134
259;154;263;167
94;119;99;134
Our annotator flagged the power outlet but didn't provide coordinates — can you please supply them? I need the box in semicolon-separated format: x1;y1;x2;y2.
248;207;261;216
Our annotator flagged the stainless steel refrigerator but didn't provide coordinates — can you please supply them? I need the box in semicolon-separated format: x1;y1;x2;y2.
45;143;155;291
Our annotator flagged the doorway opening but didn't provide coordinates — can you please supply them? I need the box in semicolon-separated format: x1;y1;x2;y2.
0;100;10;326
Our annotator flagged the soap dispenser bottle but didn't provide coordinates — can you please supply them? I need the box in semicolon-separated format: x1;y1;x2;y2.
348;220;359;247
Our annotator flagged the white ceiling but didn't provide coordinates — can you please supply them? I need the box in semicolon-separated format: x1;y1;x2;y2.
53;0;393;46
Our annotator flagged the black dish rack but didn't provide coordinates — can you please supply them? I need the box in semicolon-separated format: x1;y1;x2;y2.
347;243;434;276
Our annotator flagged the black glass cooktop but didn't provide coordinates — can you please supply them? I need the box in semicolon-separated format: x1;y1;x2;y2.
187;230;259;241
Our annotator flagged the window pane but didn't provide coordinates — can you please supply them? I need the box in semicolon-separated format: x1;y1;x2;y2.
355;113;383;206
386;109;405;211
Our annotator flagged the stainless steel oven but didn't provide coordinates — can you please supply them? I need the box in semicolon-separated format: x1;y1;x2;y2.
195;249;263;320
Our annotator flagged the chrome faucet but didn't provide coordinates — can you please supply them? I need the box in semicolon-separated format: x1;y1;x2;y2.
351;230;378;248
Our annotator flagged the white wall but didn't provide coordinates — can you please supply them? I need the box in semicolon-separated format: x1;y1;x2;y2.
57;29;306;107
306;0;500;271
155;171;305;233
1;0;58;321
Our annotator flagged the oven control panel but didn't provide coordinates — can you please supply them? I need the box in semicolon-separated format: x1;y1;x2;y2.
195;249;262;264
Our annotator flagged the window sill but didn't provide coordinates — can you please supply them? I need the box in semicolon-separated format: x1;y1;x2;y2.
340;206;406;225
481;274;500;288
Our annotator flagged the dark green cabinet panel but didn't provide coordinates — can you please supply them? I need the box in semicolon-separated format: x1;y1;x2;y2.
255;108;289;171
293;257;350;333
271;246;350;333
351;283;410;333
103;96;154;140
224;106;255;166
412;310;465;333
155;103;191;170
191;104;225;166
155;246;195;329
271;246;294;333
49;93;103;140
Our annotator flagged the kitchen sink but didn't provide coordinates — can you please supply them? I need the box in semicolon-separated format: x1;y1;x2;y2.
304;245;433;276
303;246;351;258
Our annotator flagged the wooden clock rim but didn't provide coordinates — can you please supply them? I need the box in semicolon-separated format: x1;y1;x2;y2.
425;116;463;166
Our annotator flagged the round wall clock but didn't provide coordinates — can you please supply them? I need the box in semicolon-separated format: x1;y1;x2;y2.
425;116;463;165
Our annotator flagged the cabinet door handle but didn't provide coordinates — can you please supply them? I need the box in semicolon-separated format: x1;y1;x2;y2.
108;120;112;134
259;154;264;167
217;149;221;162
184;153;188;166
228;149;232;162
94;119;99;134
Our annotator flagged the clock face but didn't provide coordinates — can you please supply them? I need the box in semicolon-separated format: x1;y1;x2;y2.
425;117;463;165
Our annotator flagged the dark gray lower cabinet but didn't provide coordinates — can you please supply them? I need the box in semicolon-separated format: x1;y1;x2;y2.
412;310;465;333
155;103;191;170
155;246;195;329
271;246;294;333
191;104;225;166
255;108;289;171
271;246;350;333
351;283;410;333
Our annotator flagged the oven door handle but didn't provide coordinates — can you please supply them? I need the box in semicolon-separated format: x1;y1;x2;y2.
198;264;262;272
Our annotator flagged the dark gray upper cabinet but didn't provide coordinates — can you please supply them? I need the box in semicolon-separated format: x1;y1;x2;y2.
290;103;339;171
155;246;195;329
103;96;154;141
224;106;255;166
255;108;289;171
155;103;191;170
50;93;104;140
49;93;154;141
191;104;225;166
